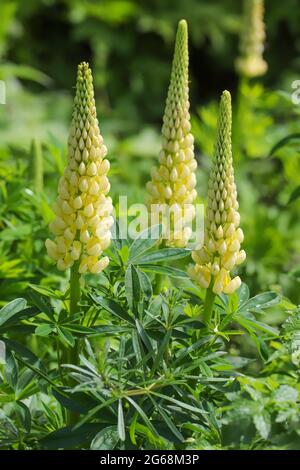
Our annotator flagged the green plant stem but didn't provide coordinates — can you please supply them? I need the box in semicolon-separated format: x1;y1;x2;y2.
203;287;215;324
70;261;80;317
69;261;80;369
154;272;168;294
67;261;81;426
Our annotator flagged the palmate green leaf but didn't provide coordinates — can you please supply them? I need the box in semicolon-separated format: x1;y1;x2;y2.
14;401;31;433
62;324;97;335
40;424;101;450
131;330;144;366
74;396;119;430
253;410;271;440
53;389;97;414
91;426;119;450
5;353;19;389
118;399;126;441
137;268;153;299
126;396;158;437
35;323;54;336
238;291;281;313
91;294;135;326
0;298;26;327
135;319;153;353
235;315;279;336
28;289;54;316
150;397;184;443
151;330;171;374
128;224;162;263
141;264;188;278
174;336;213;364
151;391;208;416
53;389;116;423
0;302;39;331
237;283;250;305
15;354;58;389
125;264;140;311
29;283;67;300
2;338;41;366
15;375;39;401
57;326;75;348
133;247;190;265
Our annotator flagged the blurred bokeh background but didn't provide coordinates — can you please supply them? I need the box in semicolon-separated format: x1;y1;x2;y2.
1;0;300;309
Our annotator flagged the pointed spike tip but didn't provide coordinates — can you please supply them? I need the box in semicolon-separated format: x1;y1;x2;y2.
177;19;188;39
178;19;188;31
78;61;90;70
77;62;92;79
221;90;231;103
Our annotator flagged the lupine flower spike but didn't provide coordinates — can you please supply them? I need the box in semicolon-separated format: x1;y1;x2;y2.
146;19;197;247
235;0;267;78
189;91;246;321
46;62;113;278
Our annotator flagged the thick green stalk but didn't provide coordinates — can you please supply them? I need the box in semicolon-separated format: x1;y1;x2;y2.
70;261;80;317
203;287;215;324
67;261;80;425
69;261;80;366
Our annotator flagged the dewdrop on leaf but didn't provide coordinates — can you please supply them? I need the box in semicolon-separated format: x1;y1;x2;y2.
45;62;112;274
189;91;245;295
235;0;267;78
147;20;197;247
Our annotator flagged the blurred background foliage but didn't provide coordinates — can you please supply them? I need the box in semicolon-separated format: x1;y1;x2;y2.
1;0;300;306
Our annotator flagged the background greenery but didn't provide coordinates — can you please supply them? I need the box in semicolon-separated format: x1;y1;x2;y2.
0;0;299;450
1;0;300;302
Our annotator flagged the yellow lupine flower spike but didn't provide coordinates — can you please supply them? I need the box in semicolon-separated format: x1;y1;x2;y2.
46;62;113;274
190;91;246;295
235;0;267;78
146;19;197;247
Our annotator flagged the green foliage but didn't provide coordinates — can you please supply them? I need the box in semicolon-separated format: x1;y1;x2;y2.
0;0;300;452
0;228;297;450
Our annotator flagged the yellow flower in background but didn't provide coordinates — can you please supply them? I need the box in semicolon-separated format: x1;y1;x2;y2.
146;19;197;247
235;0;268;78
189;91;246;295
46;62;113;274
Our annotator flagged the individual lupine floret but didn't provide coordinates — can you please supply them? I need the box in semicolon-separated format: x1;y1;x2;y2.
189;91;246;295
235;0;267;78
46;62;113;274
146;19;197;247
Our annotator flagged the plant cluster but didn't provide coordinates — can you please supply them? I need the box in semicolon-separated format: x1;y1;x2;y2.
0;0;299;452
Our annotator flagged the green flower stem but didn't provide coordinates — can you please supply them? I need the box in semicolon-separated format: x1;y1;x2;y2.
67;261;81;425
70;261;80;318
203;286;215;324
69;260;80;366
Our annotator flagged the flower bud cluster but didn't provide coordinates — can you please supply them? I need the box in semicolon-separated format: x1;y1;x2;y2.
147;20;197;247
46;62;113;273
189;91;246;294
235;0;267;78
